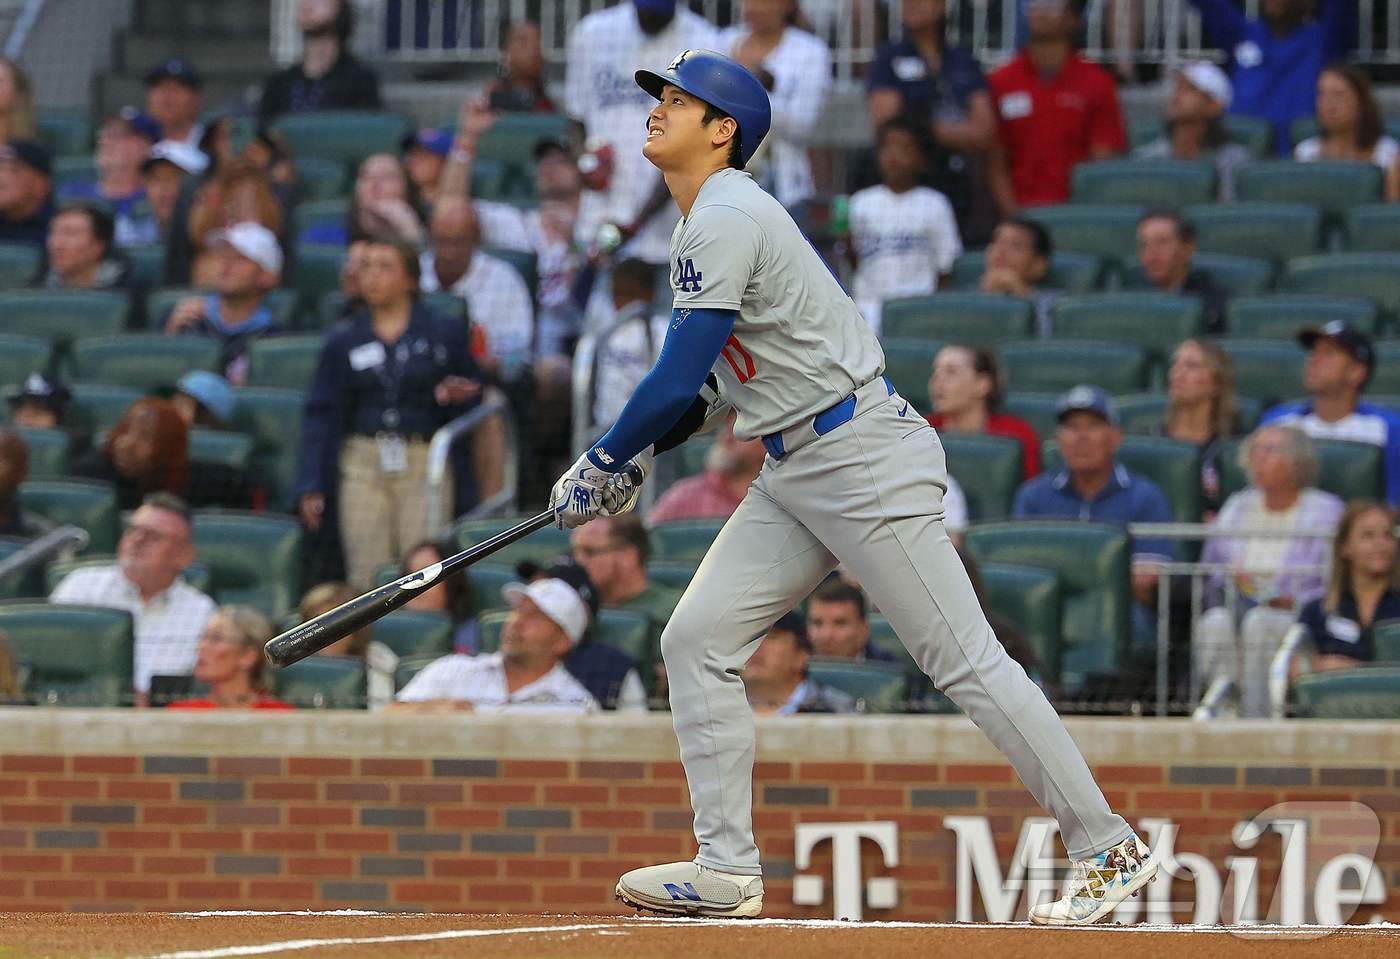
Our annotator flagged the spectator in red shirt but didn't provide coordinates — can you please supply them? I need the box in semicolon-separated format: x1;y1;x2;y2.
927;344;1041;480
648;418;767;525
168;606;294;710
986;0;1125;215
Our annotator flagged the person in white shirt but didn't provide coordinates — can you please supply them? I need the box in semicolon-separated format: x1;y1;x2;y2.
847;116;961;335
420;197;534;378
391;576;599;713
720;0;832;212
49;493;216;703
564;0;720;264
1293;63;1400;200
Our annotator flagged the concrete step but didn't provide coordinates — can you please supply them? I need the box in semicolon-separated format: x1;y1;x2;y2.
116;33;274;76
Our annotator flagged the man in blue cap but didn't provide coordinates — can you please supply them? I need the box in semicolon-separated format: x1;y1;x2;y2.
60;106;161;247
144;57;205;149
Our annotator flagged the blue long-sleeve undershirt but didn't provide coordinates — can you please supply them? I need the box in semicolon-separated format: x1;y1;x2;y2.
585;307;737;472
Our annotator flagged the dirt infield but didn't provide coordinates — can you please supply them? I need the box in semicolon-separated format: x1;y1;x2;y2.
0;912;1398;959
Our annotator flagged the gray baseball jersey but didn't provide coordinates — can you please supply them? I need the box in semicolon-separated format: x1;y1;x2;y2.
668;168;884;439
651;167;1134;883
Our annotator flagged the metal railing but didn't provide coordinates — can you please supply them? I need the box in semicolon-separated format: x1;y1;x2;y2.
1129;521;1336;719
0;525;89;584
425;387;520;534
2;0;47;59
335;1;1400;82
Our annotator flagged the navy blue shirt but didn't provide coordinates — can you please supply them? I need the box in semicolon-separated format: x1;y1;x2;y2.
867;39;987;124
1013;464;1174;561
1188;0;1354;154
1296;589;1400;661
297;301;481;495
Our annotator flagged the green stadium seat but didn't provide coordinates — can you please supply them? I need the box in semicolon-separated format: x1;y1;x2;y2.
1021;204;1143;264
1226;294;1378;339
1280;254;1400;322
1372;619;1400;663
1235;162;1383;231
647;561;698;593
291;200;349;242
1070;159;1216;209
1219;438;1384;503
17;479;119;553
1344;204;1400;253
999;340;1153;394
964;521;1131;695
0;291;129;353
69;334;221;389
806;658;908;714
1188;253;1275;296
455;515;571;568
939;433;1023;521
1292;666;1400;720
466;563;518;615
15;427;70;478
1041;434;1202;523
124;244;166;291
1113;392;1262;435
1184;203;1322;263
483;247;539;301
67;383;141;436
880;337;944;415
53;156;97;190
36;114;92;155
944;251;1104;293
0;334;51;386
1051;293;1203;356
188;429;254;470
274;655;367;709
394;654;439;692
292;245;347;321
650;520;726;563
1001;391;1062;437
192;510;303;619
246;335;324;390
371;609;455;660
474;113;572;170
270;111;410;168
0;243;41;289
229;387;304;512
0;602;133;707
1217;339;1306;406
592;608;653;668
47;556;212;595
143;288;299;331
477;609;509;651
1372;343;1400;395
1220;115;1274;159
295;156;349;201
881;292;1034;345
979;562;1062;685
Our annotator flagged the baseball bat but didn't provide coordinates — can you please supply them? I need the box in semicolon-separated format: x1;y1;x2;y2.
264;509;556;669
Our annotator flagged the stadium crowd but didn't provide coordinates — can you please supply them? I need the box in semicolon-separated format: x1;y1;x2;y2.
1;0;1400;719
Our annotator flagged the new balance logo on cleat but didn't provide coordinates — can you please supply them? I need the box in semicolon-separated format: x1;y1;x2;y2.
664;882;703;902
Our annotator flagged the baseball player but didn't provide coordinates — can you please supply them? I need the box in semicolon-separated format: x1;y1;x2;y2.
549;50;1158;926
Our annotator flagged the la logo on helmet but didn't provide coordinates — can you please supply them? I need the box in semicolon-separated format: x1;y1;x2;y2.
668;50;694;72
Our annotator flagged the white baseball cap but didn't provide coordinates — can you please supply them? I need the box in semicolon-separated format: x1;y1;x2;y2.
209;221;284;277
502;577;590;647
1178;61;1232;110
143;139;209;176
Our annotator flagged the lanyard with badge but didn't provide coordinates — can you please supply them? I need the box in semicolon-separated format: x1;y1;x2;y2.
347;334;410;475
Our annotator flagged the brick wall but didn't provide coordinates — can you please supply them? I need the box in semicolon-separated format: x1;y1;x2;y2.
1;710;1397;920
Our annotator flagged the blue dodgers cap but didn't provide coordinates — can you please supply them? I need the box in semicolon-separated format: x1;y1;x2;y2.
113;106;162;144
401;127;453;158
145;57;203;89
1055;385;1118;426
635;49;772;166
1297;320;1375;375
176;370;235;424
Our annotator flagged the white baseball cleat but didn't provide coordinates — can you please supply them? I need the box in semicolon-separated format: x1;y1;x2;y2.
1028;834;1158;926
615;861;764;918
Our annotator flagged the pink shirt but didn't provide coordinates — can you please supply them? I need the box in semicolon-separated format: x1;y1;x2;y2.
648;471;746;524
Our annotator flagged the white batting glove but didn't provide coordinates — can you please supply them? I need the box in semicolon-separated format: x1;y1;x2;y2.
600;448;653;516
550;452;611;529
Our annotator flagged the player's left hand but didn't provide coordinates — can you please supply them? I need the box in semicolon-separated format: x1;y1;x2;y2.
550;453;611;529
600;448;653;516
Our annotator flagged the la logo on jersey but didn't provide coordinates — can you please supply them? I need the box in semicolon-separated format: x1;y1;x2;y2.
677;258;703;293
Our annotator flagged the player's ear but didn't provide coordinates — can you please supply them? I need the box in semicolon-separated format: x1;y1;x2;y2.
711;116;738;151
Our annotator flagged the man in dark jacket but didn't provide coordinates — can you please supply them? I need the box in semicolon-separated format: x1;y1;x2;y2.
259;0;382;123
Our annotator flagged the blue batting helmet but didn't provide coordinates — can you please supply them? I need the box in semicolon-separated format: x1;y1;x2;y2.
635;50;772;167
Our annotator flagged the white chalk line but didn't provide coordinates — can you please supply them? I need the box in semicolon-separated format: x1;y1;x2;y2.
138;914;1400;957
